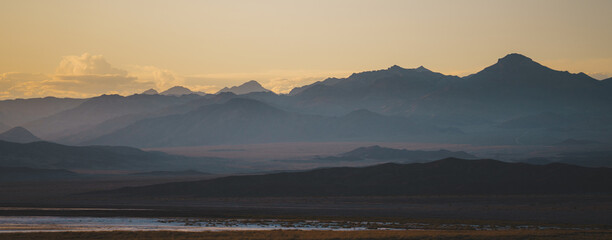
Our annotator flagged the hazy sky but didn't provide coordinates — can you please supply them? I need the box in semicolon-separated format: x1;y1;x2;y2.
1;0;611;99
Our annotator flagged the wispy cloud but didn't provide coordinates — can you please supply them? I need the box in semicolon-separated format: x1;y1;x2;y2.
1;53;153;99
126;65;184;91
183;70;353;94
0;53;354;99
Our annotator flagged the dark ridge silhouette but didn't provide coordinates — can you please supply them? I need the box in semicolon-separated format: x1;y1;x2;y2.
0;140;230;172
414;65;432;72
99;158;612;198
160;86;193;96
217;80;271;95
288;77;343;96
285;53;610;124
0;166;80;182
141;88;159;95
455;53;607;115
316;145;477;162
522;151;612;168
287;65;461;116
0;126;41;143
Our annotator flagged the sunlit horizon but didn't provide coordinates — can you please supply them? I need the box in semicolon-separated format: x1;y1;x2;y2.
2;0;612;99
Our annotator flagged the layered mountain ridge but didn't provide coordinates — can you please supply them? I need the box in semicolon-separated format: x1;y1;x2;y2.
2;53;610;148
97;158;612;197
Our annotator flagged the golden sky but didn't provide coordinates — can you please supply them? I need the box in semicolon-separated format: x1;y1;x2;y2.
1;0;611;99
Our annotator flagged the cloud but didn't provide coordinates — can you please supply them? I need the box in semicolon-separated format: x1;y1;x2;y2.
53;53;142;94
0;52;353;99
262;76;327;93
0;73;99;99
127;65;184;91
56;53;128;76
0;53;152;99
184;69;353;94
588;72;611;80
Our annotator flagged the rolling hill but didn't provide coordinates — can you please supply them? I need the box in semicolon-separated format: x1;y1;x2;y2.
315;145;477;162
0;140;232;172
0;167;81;182
0;126;41;143
99;158;612;198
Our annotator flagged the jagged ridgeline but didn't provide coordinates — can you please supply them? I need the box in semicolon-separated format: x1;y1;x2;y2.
0;54;610;148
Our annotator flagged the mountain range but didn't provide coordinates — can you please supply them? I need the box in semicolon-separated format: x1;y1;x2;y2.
0;127;41;143
84;98;449;147
0;166;81;182
217;80;271;95
1;53;610;147
23;94;199;139
0;140;232;172
314;145;477;162
98;158;612;198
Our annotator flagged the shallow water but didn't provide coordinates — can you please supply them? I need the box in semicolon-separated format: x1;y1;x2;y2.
0;216;376;232
0;216;589;233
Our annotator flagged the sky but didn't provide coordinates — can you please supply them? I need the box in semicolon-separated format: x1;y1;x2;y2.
1;0;611;99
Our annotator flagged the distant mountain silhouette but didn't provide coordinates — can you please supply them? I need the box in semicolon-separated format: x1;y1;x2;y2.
2;53;611;147
317;145;477;162
0;127;41;143
85;98;304;147
160;86;193;96
100;158;612;197
217;80;271;95
141;88;159;95
0;166;80;182
287;65;461;116
57;92;241;145
521;150;612;168
86;99;448;147
442;53;609;119
287;54;610;120
0;140;231;172
24;94;198;139
0;97;85;127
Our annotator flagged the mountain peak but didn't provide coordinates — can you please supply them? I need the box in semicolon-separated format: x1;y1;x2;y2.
161;86;193;96
496;53;535;65
141;88;158;95
243;80;263;86
0;126;42;143
415;66;431;72
387;65;404;71
216;80;270;95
